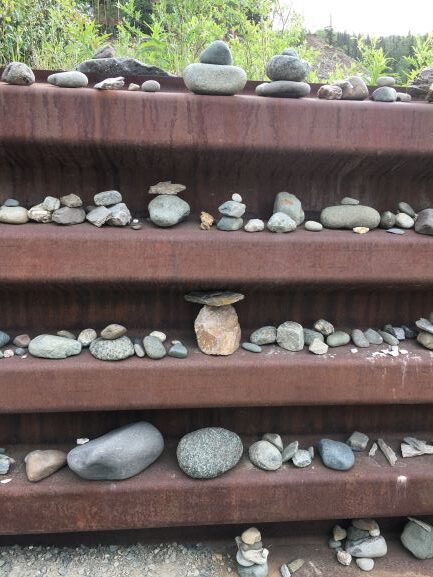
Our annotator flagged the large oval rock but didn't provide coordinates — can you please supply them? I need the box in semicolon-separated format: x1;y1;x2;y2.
67;422;164;480
265;55;310;81
177;427;243;479
29;335;82;359
273;192;304;225
317;439;355;471
148;195;190;227
194;304;241;355
256;80;310;98
47;71;88;88
401;519;433;559
320;205;380;229
249;440;282;471
89;336;135;361
1;62;35;85
0;206;28;224
183;63;247;95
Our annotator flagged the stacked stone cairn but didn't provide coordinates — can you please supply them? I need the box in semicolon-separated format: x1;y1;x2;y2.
183;40;247;96
217;193;246;230
147;181;190;227
320;197;381;232
256;48;311;99
86;190;132;227
331;518;387;572
185;291;243;355
235;527;269;577
267;191;305;233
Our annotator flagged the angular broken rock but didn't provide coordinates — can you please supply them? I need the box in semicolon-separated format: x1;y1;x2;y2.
185;291;244;307
194;304;241;355
25;449;67;482
28;204;52;223
148;181;186;195
94;76;125;90
377;438;398;466
277;321;304;351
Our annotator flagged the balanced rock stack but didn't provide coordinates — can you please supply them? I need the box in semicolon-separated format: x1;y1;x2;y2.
89;324;134;361
86;190;132;227
217;193;246;231
332;518;387;572
371;76;398;102
147;181;190;227
0;199;29;224
320;198;380;230
318;76;368;101
256;48;311;99
235;527;269;577
267;191;304;233
183;40;247;96
185;291;244;355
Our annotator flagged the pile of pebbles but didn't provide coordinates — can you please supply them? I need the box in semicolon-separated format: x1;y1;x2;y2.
235;527;269;577
147;181;190;227
379;201;433;236
217;193;246;231
330;518;387;572
371;76;411;103
0;330;30;359
256;48;311;99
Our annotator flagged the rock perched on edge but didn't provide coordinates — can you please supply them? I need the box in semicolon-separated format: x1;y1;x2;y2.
77;57;169;77
0;206;28;224
177;427;243;479
25;450;67;482
143;335;166;359
255;80;310;98
401;519;433;559
249;440;282;471
29;335;82;359
199;40;232;65
89;336;134;361
67;422;164;480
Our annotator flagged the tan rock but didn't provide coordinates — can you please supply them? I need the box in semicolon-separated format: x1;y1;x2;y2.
241;527;262;545
353;226;369;234
60;193;83;208
28;203;52;223
100;324;127;340
25;449;67;482
287;559;305;573
194;304;241;355
200;211;214;230
418;331;433;350
148;181;186;195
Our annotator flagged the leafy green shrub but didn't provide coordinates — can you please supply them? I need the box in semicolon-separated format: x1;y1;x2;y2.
403;33;433;84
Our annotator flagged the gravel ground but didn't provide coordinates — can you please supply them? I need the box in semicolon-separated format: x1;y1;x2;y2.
0;541;235;577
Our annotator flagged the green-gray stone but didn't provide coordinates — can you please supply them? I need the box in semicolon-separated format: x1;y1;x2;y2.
364;328;383;345
217;216;243;231
303;329;324;346
380;211;396;229
143;336;166;359
183;63;247;96
273;192;304;225
199;41;232;65
242;342;262;353
168;342;188;358
401;520;433;559
327;331;350;347
320;205;380;229
250;326;276;345
29;335;82;359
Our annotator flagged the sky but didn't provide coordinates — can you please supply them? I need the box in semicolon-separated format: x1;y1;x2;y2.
289;0;433;36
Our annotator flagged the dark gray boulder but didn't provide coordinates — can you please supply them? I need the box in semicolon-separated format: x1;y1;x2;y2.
407;67;433;97
77;57;169;78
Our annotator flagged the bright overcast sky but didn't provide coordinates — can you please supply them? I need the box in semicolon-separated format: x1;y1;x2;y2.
289;0;433;36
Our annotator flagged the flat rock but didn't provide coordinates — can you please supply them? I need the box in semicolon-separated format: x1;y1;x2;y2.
314;319;334;336
148;195;190;227
94;77;124;90
199;41;232;65
3;198;19;207
185;291;244;306
218;200;246;218
78;57;169;77
249;440;282;471
52;207;86;225
317;84;342;99
327;331;350;347
244;218;264;232
141;80;160;92
256;80;310;98
242;342;262;353
0;206;28;224
273;192;304;225
168;342;188;358
143;335;166;359
303;329;324;346
47;71;88;88
347;431;369;451
68;422;164;480
292;449;312;467
25;449;67;482
29;335;82;359
321;205;380;229
351;329;370;348
401;519;433;559
183;63;247;95
345;536;387;558
317;439;355;471
94;190;122;207
61;193;83;208
415;208;433;236
89;336;134;361
86;206;112;227
334;76;368;100
371;86;397;102
194;304;241;355
177;427;243;479
250;326;277;345
108;202;132;226
267;212;297;232
364;328;383;345
101;324;127;340
1;61;35;85
265;55;310;82
148;181;186;195
380;211;396;229
217;216;244;230
341;197;359;205
277;321;304;351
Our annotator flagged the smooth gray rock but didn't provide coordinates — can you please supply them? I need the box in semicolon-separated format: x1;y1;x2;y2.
78;328;97;347
1;62;35;85
141;80;160;92
380;211;396;229
277;321;304;351
67;422;164;480
327;331;350;347
3;199;19;207
347;431;369;451
317;439;355;471
282;441;299;462
89;336;134;361
415;209;433;236
217;216;243;231
303;329;324;346
199;41;232;65
143;336;166;359
335;76;369;100
250;326;277;345
418;331;433;350
395;212;414;228
0;331;11;347
371;86;397;102
148;195;190;227
52;207;86;225
397;92;412;102
134;342;145;357
29;335;82;359
108;203;132;226
351;329;370;348
273;192;304;225
0;206;28;224
415;318;433;335
0;455;11;474
237;562;268;577
329;538;342;549
364;329;383;345
218;200;246;218
242;342;262;353
100;324;127;340
378;330;399;345
386;227;405;235
94;190;122;207
377;76;396;87
47;71;88;88
398;202;416;218
183;63;247;95
401;519;433;559
262;433;283;452
265;55;310;82
356;558;374;571
77;57;169;77
249;440;282;471
320;205;380;229
292;449;312;467
267;212;297;232
345;536;387;558
309;339;328;355
256;80;310;98
407;66;433;97
304;220;323;231
168;342;188;358
177;427;243;479
341;197;359;205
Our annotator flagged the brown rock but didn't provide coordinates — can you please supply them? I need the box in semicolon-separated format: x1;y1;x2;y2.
25;449;67;482
241;527;262;545
200;211;214;230
194;304;241;355
148;181;186;195
185;290;244;307
13;334;31;348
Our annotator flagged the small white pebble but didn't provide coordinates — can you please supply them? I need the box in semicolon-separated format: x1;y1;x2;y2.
0;479;11;484
76;438;90;445
171;340;181;345
400;349;408;354
231;193;242;202
350;348;358;353
337;550;352;566
3;349;14;358
150;331;166;342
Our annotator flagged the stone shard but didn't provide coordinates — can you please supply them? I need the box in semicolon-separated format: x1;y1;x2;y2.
194;304;241;355
377;438;398;466
185;291;244;306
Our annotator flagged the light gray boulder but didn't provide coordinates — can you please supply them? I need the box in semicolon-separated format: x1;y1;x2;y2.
183;63;247;95
29;335;82;359
320;205;380;229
